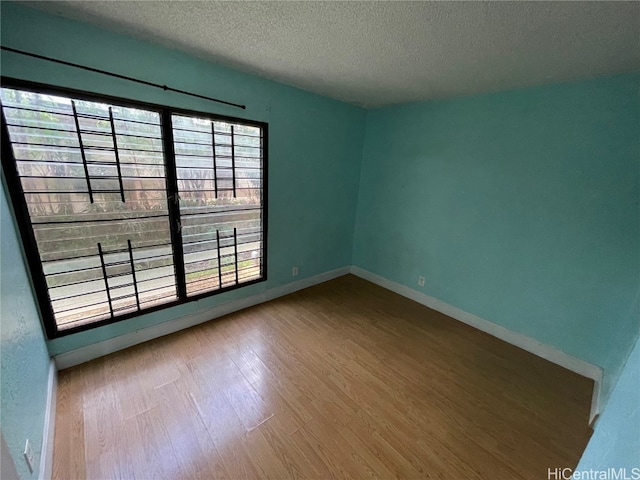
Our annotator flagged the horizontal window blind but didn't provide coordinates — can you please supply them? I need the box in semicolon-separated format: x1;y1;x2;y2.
1;81;266;337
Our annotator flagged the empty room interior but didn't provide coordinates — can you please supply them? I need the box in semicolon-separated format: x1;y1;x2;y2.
1;1;639;479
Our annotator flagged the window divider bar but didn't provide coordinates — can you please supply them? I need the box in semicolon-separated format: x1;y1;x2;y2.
97;242;115;317
231;125;237;198
108;107;126;202
71;100;94;203
211;121;218;199
160;111;187;299
233;227;239;285
127;239;141;311
216;229;223;288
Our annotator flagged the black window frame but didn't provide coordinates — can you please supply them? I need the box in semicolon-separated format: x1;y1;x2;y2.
0;77;268;339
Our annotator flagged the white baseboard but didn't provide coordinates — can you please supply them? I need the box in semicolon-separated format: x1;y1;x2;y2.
349;266;603;424
39;359;57;480
54;266;350;370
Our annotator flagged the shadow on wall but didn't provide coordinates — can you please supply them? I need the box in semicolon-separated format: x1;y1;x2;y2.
1;432;19;479
576;336;640;472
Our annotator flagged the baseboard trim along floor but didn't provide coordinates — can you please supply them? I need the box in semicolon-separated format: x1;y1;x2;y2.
39;359;57;480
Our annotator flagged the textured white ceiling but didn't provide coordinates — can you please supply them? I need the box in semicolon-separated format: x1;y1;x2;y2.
25;1;640;107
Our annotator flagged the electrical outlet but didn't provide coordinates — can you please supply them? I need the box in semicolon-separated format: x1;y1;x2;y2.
292;266;298;277
418;275;425;287
23;439;34;474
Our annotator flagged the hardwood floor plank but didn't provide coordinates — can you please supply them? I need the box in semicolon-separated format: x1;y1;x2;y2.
52;368;86;480
256;415;333;479
155;380;230;479
182;361;261;479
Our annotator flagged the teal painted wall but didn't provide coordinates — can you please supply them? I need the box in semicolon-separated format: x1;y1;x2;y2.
0;2;365;354
353;73;640;401
1;180;51;479
577;337;640;472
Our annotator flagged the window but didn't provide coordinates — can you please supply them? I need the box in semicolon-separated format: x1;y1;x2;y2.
0;80;267;338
